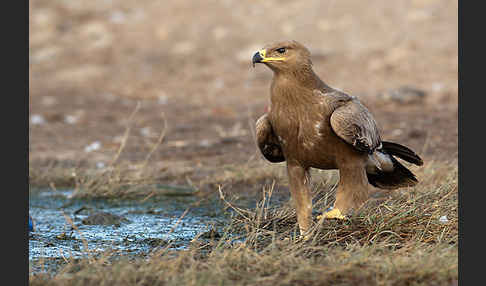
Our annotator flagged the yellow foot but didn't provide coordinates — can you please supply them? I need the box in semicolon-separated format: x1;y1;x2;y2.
317;207;346;220
282;232;312;243
299;233;312;241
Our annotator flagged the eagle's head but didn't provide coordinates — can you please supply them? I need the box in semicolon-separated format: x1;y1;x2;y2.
252;40;312;73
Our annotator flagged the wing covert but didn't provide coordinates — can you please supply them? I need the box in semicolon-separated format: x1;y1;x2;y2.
329;99;381;154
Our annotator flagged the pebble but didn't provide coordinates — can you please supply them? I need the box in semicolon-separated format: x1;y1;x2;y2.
64;115;78;125
31;114;46;125
82;211;130;226
84;141;101;153
378;86;426;104
140;127;152;137
439;215;449;224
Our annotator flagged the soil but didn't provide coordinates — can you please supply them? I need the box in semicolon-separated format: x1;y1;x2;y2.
29;0;458;186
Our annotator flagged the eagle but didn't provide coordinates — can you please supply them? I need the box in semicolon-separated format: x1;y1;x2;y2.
252;40;423;236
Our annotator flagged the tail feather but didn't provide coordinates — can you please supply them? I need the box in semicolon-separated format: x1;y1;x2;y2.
367;156;418;189
367;141;423;189
381;141;423;166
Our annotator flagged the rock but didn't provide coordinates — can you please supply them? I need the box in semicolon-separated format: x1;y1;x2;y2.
439;215;449;224
200;227;221;240
56;232;75;240
84;141;102;153
64;115;79;125
408;129;426;139
31;114;46;125
378;86;426;104
82;211;130;226
141;237;169;247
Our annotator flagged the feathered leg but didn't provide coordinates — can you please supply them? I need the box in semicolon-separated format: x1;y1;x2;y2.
319;158;369;220
287;162;313;235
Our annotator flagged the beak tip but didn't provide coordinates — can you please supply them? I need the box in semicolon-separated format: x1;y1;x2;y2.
252;51;263;67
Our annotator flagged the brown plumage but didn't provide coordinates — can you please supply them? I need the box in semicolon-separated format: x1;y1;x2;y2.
252;40;423;236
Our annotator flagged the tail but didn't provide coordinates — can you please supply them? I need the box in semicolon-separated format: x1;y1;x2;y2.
381;141;423;166
367;141;423;189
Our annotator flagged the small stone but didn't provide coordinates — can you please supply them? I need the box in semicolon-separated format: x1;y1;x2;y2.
31;114;46;125
378;86;426;104
439;215;449;224
142;237;168;247
64;115;78;124
199;139;212;147
140;127;152;137
199;227;221;239
82;211;130;226
84;141;101;153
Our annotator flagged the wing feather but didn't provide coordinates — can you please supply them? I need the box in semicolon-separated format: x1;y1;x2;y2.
329;97;381;154
256;114;285;163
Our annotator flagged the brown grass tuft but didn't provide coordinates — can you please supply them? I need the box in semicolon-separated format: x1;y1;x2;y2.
30;161;457;286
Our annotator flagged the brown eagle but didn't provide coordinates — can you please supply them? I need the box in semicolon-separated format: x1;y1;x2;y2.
252;40;423;236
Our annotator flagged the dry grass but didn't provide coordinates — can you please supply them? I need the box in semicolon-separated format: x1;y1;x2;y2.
29;161;458;286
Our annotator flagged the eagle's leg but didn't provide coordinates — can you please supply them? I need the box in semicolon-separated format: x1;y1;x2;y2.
287;162;313;237
318;161;369;220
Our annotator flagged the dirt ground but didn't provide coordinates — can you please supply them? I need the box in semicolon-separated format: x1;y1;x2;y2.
29;0;458;188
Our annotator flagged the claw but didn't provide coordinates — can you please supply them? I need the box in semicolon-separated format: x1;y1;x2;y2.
300;234;312;241
317;207;346;220
282;233;311;243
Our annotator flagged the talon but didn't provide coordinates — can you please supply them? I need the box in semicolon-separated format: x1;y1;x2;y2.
283;234;311;243
317;207;346;220
301;234;312;241
293;233;311;242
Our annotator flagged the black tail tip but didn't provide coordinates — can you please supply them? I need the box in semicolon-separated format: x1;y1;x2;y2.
382;141;424;166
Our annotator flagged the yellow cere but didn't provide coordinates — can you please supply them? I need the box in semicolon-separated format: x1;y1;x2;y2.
259;49;286;62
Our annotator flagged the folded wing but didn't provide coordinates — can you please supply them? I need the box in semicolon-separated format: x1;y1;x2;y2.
329;96;382;154
256;114;285;163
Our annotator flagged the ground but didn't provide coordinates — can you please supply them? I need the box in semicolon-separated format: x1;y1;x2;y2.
29;0;457;181
29;0;458;284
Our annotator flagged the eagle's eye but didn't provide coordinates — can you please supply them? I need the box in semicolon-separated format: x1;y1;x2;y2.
276;47;286;54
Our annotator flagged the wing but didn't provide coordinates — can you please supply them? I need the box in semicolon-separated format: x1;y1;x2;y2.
256;114;285;163
329;97;382;154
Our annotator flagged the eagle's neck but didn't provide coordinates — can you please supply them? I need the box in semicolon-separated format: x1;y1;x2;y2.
274;65;330;91
271;66;330;103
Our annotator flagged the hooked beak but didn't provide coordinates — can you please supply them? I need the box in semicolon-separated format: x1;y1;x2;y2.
252;49;265;67
252;48;286;68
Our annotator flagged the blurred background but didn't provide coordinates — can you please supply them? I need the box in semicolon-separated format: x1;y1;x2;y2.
29;0;458;186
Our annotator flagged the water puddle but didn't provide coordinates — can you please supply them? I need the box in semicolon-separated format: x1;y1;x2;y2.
29;188;230;273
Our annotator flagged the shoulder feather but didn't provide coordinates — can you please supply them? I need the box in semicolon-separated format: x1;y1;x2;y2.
328;97;381;153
